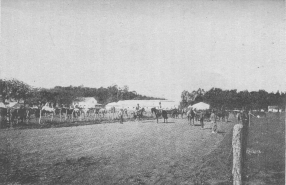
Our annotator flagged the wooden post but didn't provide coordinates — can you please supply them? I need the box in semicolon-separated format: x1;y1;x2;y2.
248;111;251;127
232;123;243;185
39;109;42;124
9;109;13;128
60;109;62;122
95;109;97;119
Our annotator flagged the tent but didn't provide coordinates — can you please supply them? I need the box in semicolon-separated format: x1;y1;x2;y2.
188;102;210;110
0;102;6;108
6;102;20;108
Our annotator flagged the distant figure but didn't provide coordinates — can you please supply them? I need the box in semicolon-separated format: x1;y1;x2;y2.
237;111;242;123
199;111;204;129
187;108;195;126
136;104;140;111
118;109;124;124
210;110;217;133
135;104;141;121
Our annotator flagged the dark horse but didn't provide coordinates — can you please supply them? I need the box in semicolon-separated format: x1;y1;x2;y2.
187;109;196;125
151;108;168;123
216;110;229;122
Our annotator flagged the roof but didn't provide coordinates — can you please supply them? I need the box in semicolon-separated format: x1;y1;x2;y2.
188;102;210;110
106;100;179;109
6;102;22;108
74;97;97;102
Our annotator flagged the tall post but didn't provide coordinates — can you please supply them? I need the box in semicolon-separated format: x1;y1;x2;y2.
232;123;243;185
249;111;251;127
60;109;62;122
39;109;42;124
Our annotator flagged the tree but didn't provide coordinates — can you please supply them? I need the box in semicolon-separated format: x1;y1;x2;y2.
0;78;32;105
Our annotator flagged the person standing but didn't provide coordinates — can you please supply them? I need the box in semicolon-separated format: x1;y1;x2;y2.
135;104;141;121
118;109;124;124
199;111;204;129
136;104;140;111
210;110;217;133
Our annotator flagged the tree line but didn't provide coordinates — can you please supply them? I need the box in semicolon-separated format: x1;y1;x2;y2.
180;88;286;111
0;79;164;106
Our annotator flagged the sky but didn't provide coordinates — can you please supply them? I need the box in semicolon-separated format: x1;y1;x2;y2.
1;0;285;102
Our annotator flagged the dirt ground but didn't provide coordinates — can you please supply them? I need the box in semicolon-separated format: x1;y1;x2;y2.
0;117;235;185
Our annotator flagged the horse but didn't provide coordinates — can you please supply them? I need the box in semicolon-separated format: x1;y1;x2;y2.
60;107;79;121
41;104;56;122
8;106;28;126
151;108;168;123
187;109;196;125
26;107;41;121
134;108;145;121
216;110;229;122
98;108;107;118
171;108;179;118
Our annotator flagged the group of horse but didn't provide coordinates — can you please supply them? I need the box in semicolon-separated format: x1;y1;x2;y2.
0;102;232;128
0;103;154;127
0;104;114;126
186;108;230;125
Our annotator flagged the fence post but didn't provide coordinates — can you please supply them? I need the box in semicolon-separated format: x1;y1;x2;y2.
232;123;243;185
39;109;42;124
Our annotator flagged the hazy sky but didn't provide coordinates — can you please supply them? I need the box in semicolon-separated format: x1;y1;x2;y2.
1;0;285;102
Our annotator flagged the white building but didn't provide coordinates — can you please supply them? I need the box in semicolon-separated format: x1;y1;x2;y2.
268;106;279;112
105;100;179;111
73;97;100;108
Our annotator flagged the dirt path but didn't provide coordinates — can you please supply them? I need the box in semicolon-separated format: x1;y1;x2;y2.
0;118;235;184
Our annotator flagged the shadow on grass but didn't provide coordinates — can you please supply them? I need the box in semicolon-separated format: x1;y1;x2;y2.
0;143;112;185
217;131;226;134
0;141;40;184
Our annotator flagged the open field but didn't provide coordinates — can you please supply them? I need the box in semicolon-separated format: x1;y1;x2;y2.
245;113;285;185
0;117;235;185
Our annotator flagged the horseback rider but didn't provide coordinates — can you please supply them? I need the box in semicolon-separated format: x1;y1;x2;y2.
158;102;162;111
136;104;141;113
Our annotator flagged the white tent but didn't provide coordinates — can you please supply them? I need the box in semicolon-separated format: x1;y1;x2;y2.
188;102;210;110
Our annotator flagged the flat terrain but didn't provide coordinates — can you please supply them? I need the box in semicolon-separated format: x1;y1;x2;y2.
0;117;235;185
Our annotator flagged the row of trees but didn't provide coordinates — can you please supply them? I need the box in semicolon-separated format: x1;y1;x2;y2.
181;88;286;111
0;79;164;106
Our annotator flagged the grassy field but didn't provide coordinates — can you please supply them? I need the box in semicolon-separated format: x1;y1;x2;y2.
0;116;236;185
245;112;285;185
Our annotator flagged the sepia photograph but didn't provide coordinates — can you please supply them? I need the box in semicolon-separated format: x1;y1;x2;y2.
1;0;285;184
